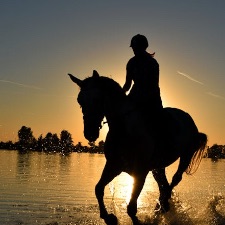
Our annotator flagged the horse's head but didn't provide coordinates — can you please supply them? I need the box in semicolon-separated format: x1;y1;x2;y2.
68;70;105;142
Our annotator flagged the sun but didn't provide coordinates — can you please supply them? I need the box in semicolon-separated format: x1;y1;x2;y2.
108;172;134;204
121;173;134;204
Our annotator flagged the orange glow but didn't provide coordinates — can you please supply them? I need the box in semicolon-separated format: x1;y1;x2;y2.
109;173;134;205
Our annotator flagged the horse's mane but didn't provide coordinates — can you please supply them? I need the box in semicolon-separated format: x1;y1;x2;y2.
82;75;126;99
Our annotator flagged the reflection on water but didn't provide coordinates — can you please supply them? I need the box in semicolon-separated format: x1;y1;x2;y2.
0;151;108;225
0;150;225;225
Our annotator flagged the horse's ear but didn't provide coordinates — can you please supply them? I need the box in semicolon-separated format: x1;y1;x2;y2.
93;70;100;78
68;73;82;87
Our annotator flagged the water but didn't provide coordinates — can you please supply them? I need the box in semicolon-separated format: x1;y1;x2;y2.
0;150;225;225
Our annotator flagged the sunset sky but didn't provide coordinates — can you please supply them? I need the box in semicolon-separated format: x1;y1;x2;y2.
1;1;225;147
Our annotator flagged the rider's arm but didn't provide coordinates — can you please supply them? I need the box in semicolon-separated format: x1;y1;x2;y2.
123;72;132;93
123;61;133;93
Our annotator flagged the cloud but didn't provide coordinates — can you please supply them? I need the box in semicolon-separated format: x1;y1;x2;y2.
207;92;225;100
0;79;42;90
177;71;204;85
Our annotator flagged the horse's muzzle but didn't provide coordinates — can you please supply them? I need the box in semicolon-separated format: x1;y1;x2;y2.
83;114;103;142
84;126;100;142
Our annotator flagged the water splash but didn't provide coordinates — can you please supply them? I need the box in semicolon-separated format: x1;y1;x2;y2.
104;190;225;225
204;194;225;225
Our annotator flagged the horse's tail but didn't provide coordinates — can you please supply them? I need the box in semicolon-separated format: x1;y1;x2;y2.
186;132;208;175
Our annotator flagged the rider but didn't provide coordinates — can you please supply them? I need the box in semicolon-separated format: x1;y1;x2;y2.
123;34;163;124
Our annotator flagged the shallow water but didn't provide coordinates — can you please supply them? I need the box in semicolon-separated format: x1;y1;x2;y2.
0;150;225;225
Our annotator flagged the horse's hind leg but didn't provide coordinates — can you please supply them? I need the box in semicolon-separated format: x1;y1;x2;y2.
95;161;121;224
152;168;171;212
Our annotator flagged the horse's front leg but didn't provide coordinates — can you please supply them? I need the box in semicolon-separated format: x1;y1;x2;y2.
95;161;121;224
127;172;148;218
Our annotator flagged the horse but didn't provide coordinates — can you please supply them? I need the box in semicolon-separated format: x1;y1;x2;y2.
68;70;207;225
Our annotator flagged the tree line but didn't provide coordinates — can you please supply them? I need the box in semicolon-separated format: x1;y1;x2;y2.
0;126;104;154
0;126;224;158
206;144;225;160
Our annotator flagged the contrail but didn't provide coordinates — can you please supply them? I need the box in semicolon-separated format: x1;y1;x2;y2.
177;71;225;100
177;71;204;85
0;79;42;90
207;92;225;100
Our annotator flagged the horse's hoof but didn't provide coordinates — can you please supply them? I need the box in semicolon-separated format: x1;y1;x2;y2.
131;215;141;224
154;201;170;213
127;202;137;217
154;202;161;212
104;213;118;225
161;201;170;212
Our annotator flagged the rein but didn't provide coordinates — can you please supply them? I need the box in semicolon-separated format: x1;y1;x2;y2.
100;120;108;129
99;102;138;130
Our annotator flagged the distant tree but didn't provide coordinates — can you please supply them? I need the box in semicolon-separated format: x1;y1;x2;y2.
207;144;224;159
222;146;225;158
0;142;4;149
52;133;60;152
88;141;97;153
75;142;83;152
42;132;54;152
60;130;73;153
36;135;44;151
42;132;60;152
0;141;15;150
17;126;36;151
98;140;105;153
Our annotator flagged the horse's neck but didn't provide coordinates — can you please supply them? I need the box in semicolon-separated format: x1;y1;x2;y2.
105;97;139;129
104;99;124;122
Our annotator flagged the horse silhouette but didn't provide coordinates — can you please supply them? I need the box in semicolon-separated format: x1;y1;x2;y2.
68;70;207;225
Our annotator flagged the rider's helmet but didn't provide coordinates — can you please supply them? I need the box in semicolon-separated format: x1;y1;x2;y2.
130;34;148;50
